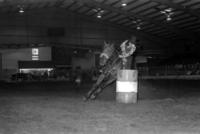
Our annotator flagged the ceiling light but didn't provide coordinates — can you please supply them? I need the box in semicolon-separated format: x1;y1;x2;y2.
97;15;102;18
165;8;173;12
73;50;77;54
160;8;173;14
160;8;174;21
132;19;142;30
121;3;127;7
97;13;102;18
121;0;127;7
167;16;172;21
19;7;24;13
136;26;141;30
93;8;104;19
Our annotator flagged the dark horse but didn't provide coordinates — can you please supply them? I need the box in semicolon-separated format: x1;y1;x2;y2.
84;40;135;101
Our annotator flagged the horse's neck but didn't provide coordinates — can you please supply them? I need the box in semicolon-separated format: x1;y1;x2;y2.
102;49;122;75
105;49;120;67
110;49;119;61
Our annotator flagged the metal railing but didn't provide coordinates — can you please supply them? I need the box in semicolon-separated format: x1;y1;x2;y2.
138;63;200;76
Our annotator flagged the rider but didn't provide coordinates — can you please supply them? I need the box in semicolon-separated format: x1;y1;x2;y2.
119;35;137;69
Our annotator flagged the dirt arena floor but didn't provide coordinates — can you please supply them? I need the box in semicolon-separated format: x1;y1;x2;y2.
0;81;200;134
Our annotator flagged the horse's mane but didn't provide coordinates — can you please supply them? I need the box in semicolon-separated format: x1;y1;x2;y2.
101;44;122;74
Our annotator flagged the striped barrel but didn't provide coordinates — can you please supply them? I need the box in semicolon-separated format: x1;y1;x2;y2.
116;70;138;103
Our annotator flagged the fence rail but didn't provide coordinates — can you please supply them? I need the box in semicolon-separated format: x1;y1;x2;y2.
138;63;200;76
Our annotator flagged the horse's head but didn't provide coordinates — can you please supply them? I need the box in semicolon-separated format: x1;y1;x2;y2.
99;41;115;66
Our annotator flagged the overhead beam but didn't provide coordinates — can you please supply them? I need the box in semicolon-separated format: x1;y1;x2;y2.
0;0;169;45
2;0;198;41
62;6;170;46
127;1;152;12
81;0;197;40
151;0;200;19
54;0;65;7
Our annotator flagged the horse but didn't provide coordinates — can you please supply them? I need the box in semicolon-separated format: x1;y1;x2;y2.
83;40;136;101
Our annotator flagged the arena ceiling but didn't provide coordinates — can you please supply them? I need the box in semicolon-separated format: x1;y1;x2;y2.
0;0;200;43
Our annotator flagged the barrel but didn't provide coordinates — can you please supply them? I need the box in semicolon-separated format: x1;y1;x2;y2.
116;70;138;103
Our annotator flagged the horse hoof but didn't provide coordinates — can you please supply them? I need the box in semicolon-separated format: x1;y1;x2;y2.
83;96;88;101
90;94;96;100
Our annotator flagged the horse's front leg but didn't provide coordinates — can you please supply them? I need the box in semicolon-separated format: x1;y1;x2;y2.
91;76;116;100
83;74;105;101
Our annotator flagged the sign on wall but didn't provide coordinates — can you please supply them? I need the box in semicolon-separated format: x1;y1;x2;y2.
32;48;39;60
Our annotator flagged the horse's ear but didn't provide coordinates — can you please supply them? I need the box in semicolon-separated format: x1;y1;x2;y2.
104;41;109;48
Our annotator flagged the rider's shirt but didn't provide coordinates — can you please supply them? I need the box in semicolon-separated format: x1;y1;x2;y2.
119;40;136;58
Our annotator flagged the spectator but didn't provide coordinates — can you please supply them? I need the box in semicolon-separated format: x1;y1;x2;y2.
74;66;82;92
